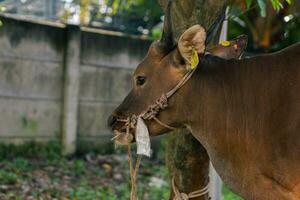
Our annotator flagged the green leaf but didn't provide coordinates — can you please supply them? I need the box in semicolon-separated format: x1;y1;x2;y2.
285;0;292;4
257;0;266;17
245;0;253;8
0;20;2;27
270;0;283;11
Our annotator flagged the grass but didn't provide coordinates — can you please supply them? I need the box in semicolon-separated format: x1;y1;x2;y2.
0;141;170;200
0;156;171;199
0;141;242;200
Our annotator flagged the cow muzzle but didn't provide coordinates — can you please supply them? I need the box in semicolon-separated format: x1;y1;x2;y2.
108;114;137;145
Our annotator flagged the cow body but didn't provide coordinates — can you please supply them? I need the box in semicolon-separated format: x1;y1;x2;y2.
186;43;300;199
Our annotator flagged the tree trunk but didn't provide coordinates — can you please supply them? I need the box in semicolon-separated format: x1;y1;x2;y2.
158;0;227;40
166;130;210;200
157;1;227;199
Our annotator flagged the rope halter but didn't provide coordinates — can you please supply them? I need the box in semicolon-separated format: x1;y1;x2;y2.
113;68;196;139
138;68;197;131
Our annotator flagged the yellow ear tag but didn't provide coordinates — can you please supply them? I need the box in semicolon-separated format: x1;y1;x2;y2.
221;40;231;47
190;48;199;70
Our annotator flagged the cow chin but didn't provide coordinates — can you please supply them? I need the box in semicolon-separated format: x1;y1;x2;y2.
144;119;172;137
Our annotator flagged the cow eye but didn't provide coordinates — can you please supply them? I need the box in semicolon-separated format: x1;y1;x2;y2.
136;76;146;86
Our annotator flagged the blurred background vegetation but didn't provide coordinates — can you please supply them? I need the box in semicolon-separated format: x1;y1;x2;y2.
0;0;299;51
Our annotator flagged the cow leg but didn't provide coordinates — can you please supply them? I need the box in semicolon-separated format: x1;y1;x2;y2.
165;129;210;200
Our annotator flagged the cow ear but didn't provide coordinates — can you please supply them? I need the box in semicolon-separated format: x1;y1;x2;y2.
177;25;206;70
207;35;248;60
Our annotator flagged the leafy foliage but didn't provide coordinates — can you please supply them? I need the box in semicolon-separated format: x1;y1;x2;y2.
259;0;292;15
0;0;297;38
61;0;298;43
257;0;267;17
243;0;294;17
229;0;299;52
61;0;162;35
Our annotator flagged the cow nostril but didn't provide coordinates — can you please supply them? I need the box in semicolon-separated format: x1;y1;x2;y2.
107;115;118;128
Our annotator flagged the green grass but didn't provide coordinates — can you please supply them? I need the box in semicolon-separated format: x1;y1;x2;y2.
0;141;243;200
0;140;62;161
0;170;18;185
0;153;170;199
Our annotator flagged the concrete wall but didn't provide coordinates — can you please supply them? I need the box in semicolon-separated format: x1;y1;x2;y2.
0;14;151;152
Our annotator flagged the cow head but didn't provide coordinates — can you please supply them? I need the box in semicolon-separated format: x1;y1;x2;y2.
108;7;247;145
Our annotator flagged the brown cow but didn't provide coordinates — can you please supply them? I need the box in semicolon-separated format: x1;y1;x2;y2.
108;24;300;199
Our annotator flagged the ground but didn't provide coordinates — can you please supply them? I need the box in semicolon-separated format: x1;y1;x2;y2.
0;142;242;200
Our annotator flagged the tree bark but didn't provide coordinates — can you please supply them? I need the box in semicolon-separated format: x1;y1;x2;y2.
166;130;210;200
157;1;227;199
158;0;227;40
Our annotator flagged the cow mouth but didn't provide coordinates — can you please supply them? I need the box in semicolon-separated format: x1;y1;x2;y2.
111;130;134;145
111;120;136;145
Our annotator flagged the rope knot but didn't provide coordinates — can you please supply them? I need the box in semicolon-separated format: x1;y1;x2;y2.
156;94;168;109
125;115;138;129
141;94;169;120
